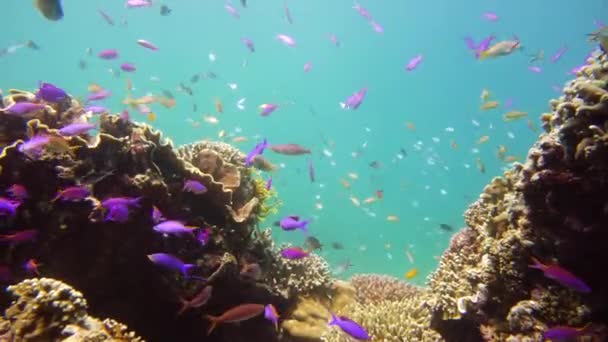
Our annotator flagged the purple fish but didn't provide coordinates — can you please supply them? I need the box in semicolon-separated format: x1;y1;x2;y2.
464;36;476;50
85;105;108;114
550;46;568;63
280;246;311;259
264;304;279;330
147;253;196;277
353;2;372;20
105;204;130;223
328;33;340;47
152;206;165;224
3;102;46;115
503;98;513;111
543;324;592;341
269;144;311;155
340;88;367;110
183;180;207;194
37;82;67;102
328;313;370;340
241;38;255;52
528;66;542;73
7;184;28;201
245;139;269;166
308;158;315;182
58;122;97;136
120;62;136;72
196;227;211;246
0;197;20;216
178;285;213;315
153;220;197;236
87;90;112;102
265;177;272;190
98;49;119;59
530;257;591;293
259;104;278;116
405;54;423;71
474;35;496;59
53;186;91;202
370;20;383;33
279;216;309;233
126;0;152;8
18;135;51;157
101;196;142;209
0;229;38;244
482;12;499;22
225;3;240;19
304;62;313;73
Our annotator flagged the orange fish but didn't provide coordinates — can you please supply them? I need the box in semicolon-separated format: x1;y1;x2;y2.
205;303;265;335
215;98;223;113
147;112;156;122
88;83;104;93
24;258;41;275
405;268;418;279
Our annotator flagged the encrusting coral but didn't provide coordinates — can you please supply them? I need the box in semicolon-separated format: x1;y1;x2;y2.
0;277;141;342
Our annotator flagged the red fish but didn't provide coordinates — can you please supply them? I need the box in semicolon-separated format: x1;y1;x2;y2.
205;303;265;335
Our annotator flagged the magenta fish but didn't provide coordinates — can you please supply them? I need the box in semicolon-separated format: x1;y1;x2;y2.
276;34;296;47
259;104;278;116
241;38;255;52
530;257;591;293
98;49;119;59
2;102;46;115
0;229;38;244
225;3;240;19
482;12;499;22
328;33;340;47
7;184;28;201
405;54;423;71
264;304;280;330
153;220;197;236
147;253;196;277
370;20;383;33
183;180;207;194
353;2;372;20
126;0;152;8
18;135;51;157
245;139;269;166
120;62;136;72
304;62;312;73
85;105;108;114
543;324;592;341
101;196;141;210
265;177;272;190
87;90;112;102
53;186;91;202
58;122;97;136
269;144;311;155
0;197;20;216
278;216;309;233
340;88;367;110
550;46;568;63
280;246;311;259
105;204;130;223
328;313;370;340
528;66;542;73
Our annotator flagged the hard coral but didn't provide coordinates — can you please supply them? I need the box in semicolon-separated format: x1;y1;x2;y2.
3;277;141;342
349;274;421;305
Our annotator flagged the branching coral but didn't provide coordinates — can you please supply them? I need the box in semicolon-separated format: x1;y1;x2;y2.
349;274;421;305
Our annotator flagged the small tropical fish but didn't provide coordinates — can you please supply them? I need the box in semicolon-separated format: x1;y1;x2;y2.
225;2;240;19
2;102;47;115
205;304;265;335
304;62;313;73
214;98;224;113
329;33;340;47
528;66;542;73
333;259;353;276
281;246;311;259
58;122;97;136
353;2;372;20
105;204;130;223
87;89;112;101
497;145;507;161
154;220;197;236
529;257;591;293
236;97;246;110
147;253;196;277
245;139;269;166
476;158;486;173
482;12;499;21
588;26;608;53
34;0;64;21
18;135;51;158
98;8;114;25
439;223;454;232
120;63;136;72
405;54;423;71
7;184;28;201
269;144;311;155
183;180;207;194
160;4;172;16
98;49;119;59
37;82;67;102
85;105;108;114
276;34;296;47
551;46;568;63
477;135;490;144
304;236;323;251
503;111;528;122
53;186;90;202
480;101;499;110
126;0;152;8
527;49;545;63
370;20;384;33
151;206;165;224
264;304;280;330
278;216;309;233
259;103;278;116
387;215;399;222
308;158;315;182
0;229;38;244
284;1;293;24
137;39;158;51
241;38;255;52
328;313;370;340
196;227;211;246
340;88;367;110
24;259;42;276
331;242;344;250
543;323;592;341
405;268;418;279
101;196;141;210
349;196;361;207
0;198;20;216
178;285;212;315
265;177;272;190
479;38;521;60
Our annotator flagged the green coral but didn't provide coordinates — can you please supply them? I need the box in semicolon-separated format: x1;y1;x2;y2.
252;177;281;221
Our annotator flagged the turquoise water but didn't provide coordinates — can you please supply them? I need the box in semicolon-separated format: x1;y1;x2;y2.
1;1;605;284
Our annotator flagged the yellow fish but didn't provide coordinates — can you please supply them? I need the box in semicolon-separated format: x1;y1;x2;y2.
147;112;156;122
479;39;521;60
405;268;418;280
497;145;507;161
503;111;528;122
480;101;499;110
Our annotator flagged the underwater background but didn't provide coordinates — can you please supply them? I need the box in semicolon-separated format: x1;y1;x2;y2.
1;0;606;286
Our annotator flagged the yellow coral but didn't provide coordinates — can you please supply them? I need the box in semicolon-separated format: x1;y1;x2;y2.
252;177;281;221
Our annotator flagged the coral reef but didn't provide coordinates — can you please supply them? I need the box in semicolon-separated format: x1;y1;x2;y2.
0;277;140;341
0;88;294;341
